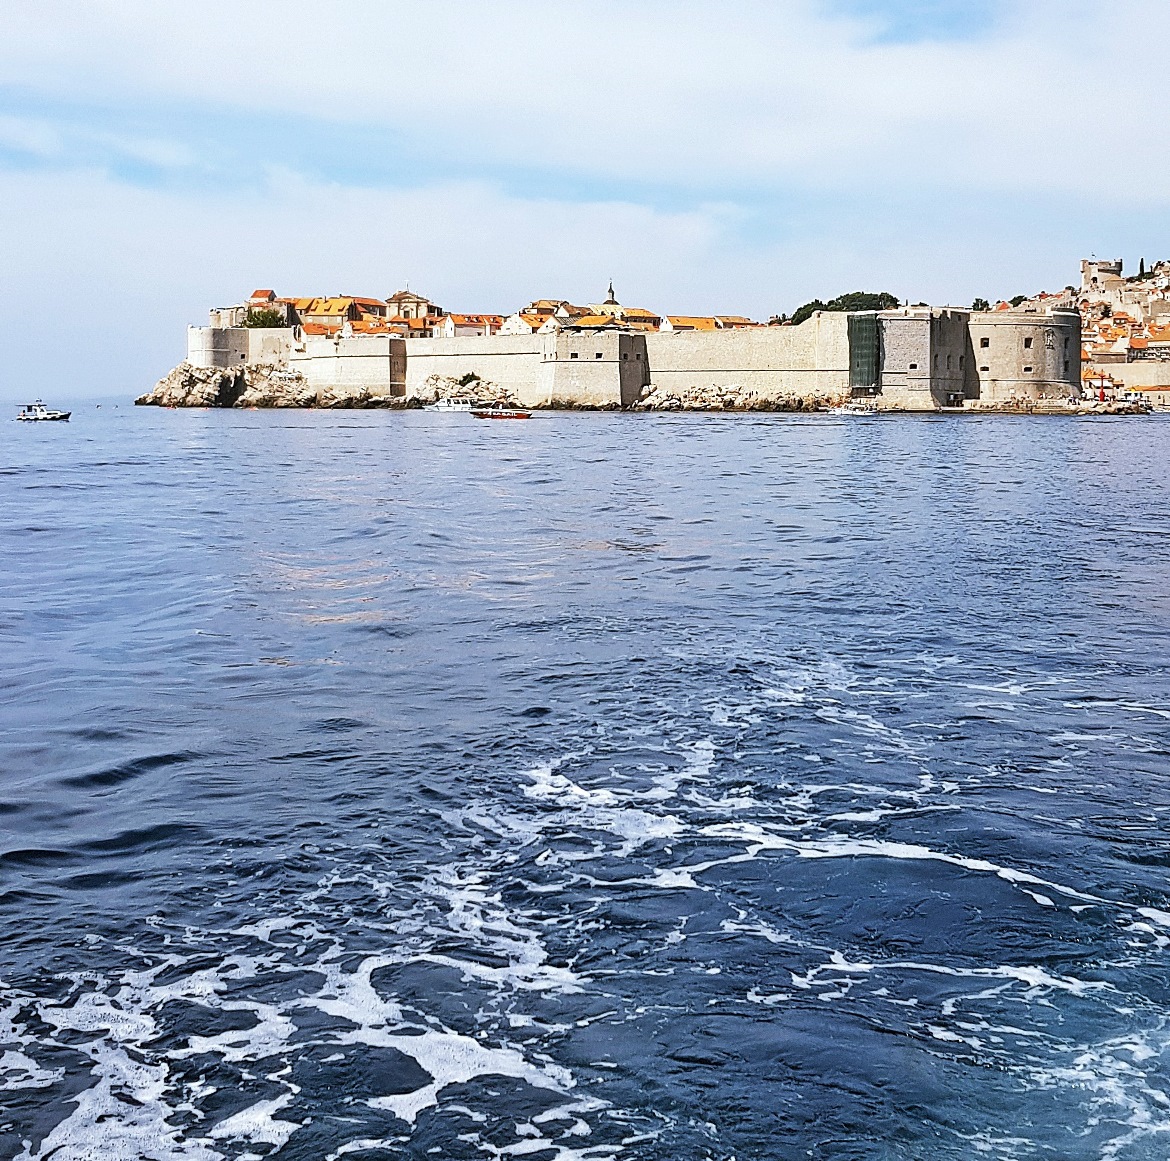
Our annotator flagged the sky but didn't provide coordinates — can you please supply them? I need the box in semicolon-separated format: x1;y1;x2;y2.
1;0;1168;397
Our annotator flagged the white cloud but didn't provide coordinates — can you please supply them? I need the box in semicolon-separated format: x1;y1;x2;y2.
1;1;1168;399
2;1;1168;195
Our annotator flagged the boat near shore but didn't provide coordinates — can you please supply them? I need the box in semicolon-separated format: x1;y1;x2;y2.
471;403;532;420
825;400;880;417
16;400;71;422
426;398;475;413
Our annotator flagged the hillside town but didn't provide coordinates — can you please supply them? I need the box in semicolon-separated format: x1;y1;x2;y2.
135;256;1170;413
215;282;766;341
208;257;1170;410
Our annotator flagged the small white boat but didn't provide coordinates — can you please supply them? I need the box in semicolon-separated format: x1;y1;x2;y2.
826;400;879;417
426;398;475;413
16;400;71;422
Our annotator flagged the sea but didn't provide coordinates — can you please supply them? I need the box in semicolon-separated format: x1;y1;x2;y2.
3;404;1170;1161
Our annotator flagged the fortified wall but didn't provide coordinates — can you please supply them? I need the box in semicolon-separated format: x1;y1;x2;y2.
405;330;646;408
177;307;1081;410
966;310;1081;403
644;313;850;399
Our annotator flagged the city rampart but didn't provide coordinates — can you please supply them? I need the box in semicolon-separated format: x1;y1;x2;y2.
540;331;648;408
643;314;850;399
966;310;1081;402
878;308;971;410
188;326;294;370
291;333;406;397
405;335;544;404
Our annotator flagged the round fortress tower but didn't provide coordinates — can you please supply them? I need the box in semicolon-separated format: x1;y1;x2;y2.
966;309;1081;402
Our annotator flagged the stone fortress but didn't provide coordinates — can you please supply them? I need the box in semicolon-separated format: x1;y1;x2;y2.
143;281;1085;412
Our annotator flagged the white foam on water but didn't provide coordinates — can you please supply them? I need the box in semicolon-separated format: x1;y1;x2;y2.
363;1027;572;1124
207;1094;300;1148
14;1040;223;1161
1024;1026;1170;1160
0;1049;64;1091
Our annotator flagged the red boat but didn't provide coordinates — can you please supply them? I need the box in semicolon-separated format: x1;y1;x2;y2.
471;404;532;420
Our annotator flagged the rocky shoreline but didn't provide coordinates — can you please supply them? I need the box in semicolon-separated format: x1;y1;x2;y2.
136;362;1152;415
135;363;416;409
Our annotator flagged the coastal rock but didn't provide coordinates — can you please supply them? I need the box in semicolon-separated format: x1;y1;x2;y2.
136;363;414;409
633;382;844;412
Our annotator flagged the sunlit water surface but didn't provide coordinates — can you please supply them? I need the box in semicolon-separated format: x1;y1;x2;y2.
3;406;1170;1160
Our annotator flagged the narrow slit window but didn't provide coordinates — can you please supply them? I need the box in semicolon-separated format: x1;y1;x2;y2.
1024;337;1033;349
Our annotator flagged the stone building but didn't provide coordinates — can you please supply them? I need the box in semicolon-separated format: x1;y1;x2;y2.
181;301;1080;410
385;289;443;319
966;309;1081;403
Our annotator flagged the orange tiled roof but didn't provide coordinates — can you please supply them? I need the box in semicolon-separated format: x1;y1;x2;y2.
249;289;276;301
570;314;623;327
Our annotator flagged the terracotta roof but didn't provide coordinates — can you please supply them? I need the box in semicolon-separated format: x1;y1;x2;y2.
249;289;275;300
303;298;354;316
570;314;621;327
667;316;719;331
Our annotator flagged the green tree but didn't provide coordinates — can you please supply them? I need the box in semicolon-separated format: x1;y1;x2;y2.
825;291;899;313
789;299;828;326
788;291;899;326
971;297;990;312
245;308;285;328
1009;294;1027;307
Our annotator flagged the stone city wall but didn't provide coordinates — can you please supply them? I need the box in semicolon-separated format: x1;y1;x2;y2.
290;334;406;397
878;308;971;410
405;335;545;404
643;313;851;400
966;310;1081;402
187;326;294;370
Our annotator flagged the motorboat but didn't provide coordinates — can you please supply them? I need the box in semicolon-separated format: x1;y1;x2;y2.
426;398;475;413
826;400;879;417
16;400;71;421
471;403;532;420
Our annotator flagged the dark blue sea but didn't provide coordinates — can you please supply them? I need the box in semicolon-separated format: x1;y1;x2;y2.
4;405;1170;1160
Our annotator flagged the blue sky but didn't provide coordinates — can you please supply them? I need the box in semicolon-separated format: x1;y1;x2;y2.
0;0;1165;398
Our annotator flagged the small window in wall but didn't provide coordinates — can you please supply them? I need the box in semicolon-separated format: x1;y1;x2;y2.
595;352;603;359
570;352;579;359
946;354;952;370
1024;337;1033;349
980;365;990;372
1024;365;1033;373
1064;337;1070;350
959;355;965;369
1064;359;1070;373
980;337;990;348
622;353;629;360
635;353;642;360
908;363;918;370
